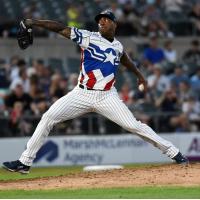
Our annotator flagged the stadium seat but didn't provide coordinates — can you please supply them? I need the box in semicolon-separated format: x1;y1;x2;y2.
165;11;193;36
66;57;80;73
135;102;157;113
48;58;65;74
183;62;200;76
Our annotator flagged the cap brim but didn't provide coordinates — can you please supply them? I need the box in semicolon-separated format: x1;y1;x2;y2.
95;14;116;23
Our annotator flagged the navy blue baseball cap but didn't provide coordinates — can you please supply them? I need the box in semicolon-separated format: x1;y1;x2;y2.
95;10;117;23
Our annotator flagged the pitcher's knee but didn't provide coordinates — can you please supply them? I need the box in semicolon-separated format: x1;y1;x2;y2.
41;112;49;121
41;111;57;125
122;120;139;131
123;119;143;132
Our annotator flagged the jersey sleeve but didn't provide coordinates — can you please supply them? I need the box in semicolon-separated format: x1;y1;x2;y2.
70;27;91;49
118;43;124;58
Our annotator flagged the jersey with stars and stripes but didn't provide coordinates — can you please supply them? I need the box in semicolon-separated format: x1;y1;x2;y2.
70;27;123;90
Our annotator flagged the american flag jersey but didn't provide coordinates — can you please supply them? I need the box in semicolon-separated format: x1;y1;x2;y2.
70;27;123;90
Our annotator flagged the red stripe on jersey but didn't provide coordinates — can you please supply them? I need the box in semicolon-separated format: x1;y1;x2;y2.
79;49;85;84
86;71;96;88
80;48;84;70
104;78;115;90
80;73;84;84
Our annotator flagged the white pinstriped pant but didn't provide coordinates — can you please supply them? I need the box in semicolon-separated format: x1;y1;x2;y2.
19;86;179;166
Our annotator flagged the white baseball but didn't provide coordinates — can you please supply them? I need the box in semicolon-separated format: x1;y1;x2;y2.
138;84;144;91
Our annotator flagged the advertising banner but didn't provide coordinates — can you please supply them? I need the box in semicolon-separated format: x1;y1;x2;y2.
0;133;199;167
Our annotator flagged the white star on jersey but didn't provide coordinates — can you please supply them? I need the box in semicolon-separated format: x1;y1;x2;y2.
104;51;116;65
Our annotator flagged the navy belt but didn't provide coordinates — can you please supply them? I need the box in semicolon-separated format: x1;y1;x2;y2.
79;84;105;91
79;84;95;90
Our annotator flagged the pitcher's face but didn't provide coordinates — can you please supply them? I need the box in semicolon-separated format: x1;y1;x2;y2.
98;17;116;35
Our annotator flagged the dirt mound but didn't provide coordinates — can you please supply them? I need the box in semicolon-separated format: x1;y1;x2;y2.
0;163;200;190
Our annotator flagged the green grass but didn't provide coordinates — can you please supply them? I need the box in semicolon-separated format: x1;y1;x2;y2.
0;164;199;199
0;187;200;199
0;166;82;181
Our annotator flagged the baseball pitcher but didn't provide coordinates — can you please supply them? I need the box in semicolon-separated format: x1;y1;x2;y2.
3;10;188;174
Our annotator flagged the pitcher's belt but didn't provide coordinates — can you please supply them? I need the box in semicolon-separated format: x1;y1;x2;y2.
79;84;106;91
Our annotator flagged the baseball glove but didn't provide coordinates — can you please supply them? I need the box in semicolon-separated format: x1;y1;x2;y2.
17;20;33;50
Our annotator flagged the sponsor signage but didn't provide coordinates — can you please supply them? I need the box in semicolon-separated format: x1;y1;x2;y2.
0;133;199;166
186;137;200;161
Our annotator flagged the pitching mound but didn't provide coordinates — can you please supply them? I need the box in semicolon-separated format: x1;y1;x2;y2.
0;163;200;190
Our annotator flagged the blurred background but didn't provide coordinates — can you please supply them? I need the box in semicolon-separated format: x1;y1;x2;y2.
0;0;200;138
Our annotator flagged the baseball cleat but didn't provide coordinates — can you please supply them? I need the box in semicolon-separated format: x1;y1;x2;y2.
2;160;30;174
172;152;189;165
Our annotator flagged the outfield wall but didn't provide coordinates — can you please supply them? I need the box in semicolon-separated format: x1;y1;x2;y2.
0;133;199;167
